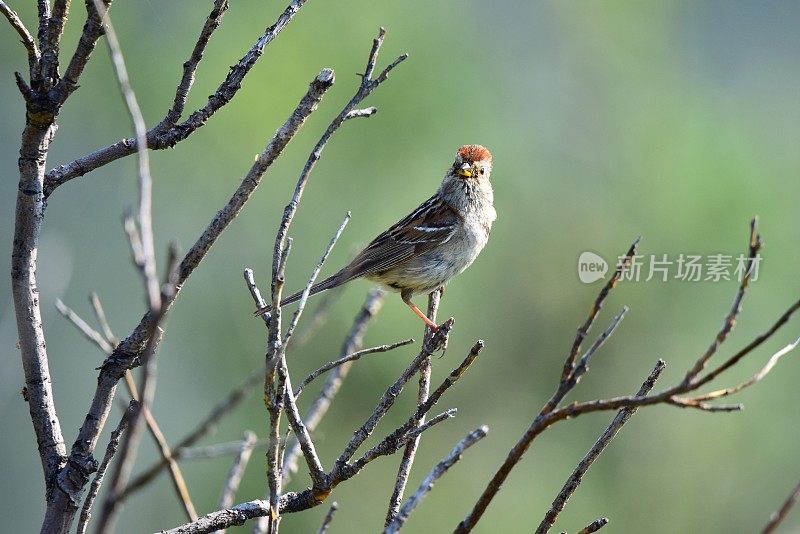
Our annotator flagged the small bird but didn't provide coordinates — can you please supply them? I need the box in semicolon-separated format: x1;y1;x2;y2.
255;144;496;330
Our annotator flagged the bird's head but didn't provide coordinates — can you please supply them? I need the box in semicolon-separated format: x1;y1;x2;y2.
451;144;492;182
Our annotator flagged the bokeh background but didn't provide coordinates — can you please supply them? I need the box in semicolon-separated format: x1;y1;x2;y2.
2;1;800;532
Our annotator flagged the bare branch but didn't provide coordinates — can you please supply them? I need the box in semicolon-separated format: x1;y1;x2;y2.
52;68;335;532
456;236;640;533
375;339;485;477
55;0;112;103
76;401;136;534
163;0;231;125
278;362;327;487
28;0;71;91
763;480;800;534
81;5;186;529
45;0;312;192
279;289;385;483
333;319;453;469
218;431;258;511
264;238;291;533
14;100;64;529
162;500;272;534
386;291;440;526
164;408;454;534
348;409;458;475
125;280;340;502
385;426;488;534
535;361;665;534
667;397;742;412
97;325;170;533
0;1;39;69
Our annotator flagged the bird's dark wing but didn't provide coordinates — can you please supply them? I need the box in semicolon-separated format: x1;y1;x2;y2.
336;194;461;282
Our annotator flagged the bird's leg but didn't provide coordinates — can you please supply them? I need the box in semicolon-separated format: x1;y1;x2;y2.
402;290;438;330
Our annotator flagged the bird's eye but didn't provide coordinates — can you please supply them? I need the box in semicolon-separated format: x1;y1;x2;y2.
479;169;485;175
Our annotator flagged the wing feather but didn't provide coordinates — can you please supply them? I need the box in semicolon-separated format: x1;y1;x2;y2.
337;194;460;282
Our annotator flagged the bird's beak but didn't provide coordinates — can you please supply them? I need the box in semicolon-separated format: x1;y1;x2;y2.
455;163;472;178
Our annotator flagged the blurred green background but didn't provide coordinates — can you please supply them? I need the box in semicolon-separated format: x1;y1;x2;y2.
2;1;800;532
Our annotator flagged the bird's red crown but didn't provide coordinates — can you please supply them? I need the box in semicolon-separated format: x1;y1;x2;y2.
458;144;492;163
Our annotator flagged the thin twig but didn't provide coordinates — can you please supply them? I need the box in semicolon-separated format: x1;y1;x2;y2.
385;426;488;534
249;218;343;491
684;218;762;383
667;397;742;412
279;362;327;487
53;0;113;104
386;290;440;526
76;401;136;534
90;292;118;345
283;211;351;347
55;299;114;354
295;338;415;397
763;480;800;534
457;287;800;533
576;518;609;534
682;335;800;402
87;4;176;529
571;307;628;385
163;0;230;125
348;409;458;475
317;502;338;534
561;238;640;381
0;1;39;66
97;324;170;533
218;431;258;511
535;360;666;534
89;0;160;310
693;296;800;389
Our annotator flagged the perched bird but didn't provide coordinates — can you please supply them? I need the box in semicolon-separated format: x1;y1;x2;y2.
255;144;496;330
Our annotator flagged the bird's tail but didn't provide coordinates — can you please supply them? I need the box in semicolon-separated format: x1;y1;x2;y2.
253;271;344;317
